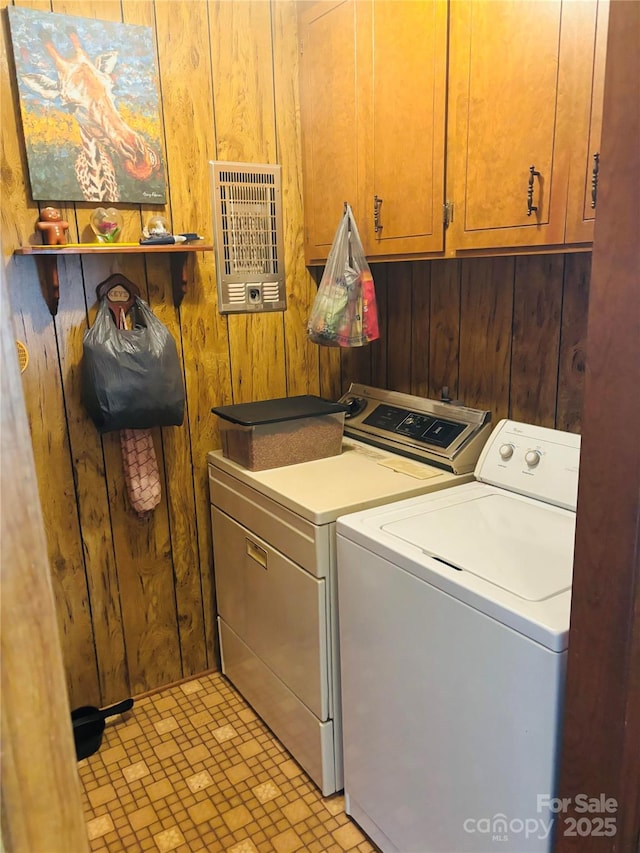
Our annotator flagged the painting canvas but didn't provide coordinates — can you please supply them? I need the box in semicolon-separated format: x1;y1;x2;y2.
8;7;167;204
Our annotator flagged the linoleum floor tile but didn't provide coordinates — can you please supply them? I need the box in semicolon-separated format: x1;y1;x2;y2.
78;671;378;852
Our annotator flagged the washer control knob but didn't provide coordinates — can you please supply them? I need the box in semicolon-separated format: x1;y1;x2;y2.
525;449;542;468
499;443;515;460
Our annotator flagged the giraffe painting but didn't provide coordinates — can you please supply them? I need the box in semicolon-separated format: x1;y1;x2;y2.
8;7;166;204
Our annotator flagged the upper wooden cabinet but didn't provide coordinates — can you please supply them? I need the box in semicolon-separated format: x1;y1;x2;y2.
299;1;359;263
298;0;608;263
564;0;609;243
447;0;572;252
358;0;447;258
299;0;447;264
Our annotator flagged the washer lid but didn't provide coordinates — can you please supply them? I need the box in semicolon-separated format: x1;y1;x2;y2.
382;493;575;601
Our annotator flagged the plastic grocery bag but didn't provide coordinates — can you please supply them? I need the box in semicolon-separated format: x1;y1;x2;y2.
307;204;379;347
82;297;185;432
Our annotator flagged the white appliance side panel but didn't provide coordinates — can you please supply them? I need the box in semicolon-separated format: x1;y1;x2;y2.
346;796;401;853
212;507;329;720
219;619;337;796
337;537;566;853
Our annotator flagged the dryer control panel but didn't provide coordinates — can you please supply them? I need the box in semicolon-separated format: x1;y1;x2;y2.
339;383;492;474
476;420;581;511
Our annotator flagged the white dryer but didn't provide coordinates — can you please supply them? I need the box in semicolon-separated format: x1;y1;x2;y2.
336;419;581;852
208;385;492;795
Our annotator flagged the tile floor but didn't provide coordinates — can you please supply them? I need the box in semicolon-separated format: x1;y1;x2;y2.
78;671;378;853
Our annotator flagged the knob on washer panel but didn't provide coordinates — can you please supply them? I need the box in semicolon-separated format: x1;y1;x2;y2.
525;449;542;468
499;443;515;460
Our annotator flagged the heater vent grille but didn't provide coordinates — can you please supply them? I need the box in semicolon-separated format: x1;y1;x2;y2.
211;161;286;314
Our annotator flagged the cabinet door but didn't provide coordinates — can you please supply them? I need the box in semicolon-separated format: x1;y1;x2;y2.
447;1;572;251
360;0;448;257
299;0;359;264
564;0;609;243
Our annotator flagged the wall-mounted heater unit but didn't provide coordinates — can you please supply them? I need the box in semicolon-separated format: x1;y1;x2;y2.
210;160;286;314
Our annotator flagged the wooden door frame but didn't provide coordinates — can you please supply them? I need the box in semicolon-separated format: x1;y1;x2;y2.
556;1;640;850
0;263;89;851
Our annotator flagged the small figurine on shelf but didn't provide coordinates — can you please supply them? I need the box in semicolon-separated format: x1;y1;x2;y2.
37;206;69;245
142;214;170;239
90;207;124;242
139;214;203;245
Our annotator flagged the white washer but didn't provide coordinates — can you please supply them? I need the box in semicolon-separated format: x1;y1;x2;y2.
207;385;492;794
336;419;581;852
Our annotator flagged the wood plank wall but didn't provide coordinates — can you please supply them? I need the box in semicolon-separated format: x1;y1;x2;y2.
1;0;590;708
1;0;320;708
321;253;590;434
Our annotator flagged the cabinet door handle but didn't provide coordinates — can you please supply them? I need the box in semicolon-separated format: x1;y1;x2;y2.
591;152;600;209
527;165;541;216
373;195;383;234
246;538;267;569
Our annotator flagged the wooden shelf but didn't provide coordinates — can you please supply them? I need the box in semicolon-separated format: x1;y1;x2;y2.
14;243;213;315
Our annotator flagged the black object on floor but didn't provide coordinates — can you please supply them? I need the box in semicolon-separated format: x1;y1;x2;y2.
71;698;134;760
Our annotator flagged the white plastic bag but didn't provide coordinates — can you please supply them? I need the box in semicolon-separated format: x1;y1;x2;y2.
307;204;379;347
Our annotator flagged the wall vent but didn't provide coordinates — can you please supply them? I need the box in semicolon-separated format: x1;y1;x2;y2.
210;160;286;314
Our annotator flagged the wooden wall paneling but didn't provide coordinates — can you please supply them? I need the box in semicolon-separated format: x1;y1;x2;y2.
340;335;372;391
1;266;90;853
272;0;320;399
458;257;514;422
509;254;563;427
70;0;184;697
85;250;183;697
410;261;431;398
52;0;182;698
385;261;413;394
146;252;208;679
211;0;286;405
102;426;183;695
6;266;102;707
368;262;389;391
2;1;101;706
318;340;342;401
2;0;345;703
556;252;590;433
122;0;168;242
427;259;461;402
129;0;208;677
153;0;222;673
54;0;119;17
53;253;130;707
122;0;206;680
